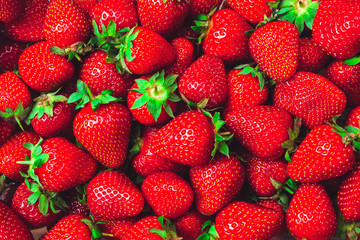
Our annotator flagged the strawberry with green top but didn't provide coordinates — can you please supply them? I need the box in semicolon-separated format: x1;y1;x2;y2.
174;211;207;240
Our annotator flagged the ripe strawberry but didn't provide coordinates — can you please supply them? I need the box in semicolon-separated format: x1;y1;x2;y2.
97;218;137;240
346;106;360;128
257;199;286;237
274;71;347;129
298;37;330;73
44;0;91;48
189;0;222;18
141;171;193;219
90;0;138;30
0;119;14;148
18;41;75;92
287;125;356;182
178;54;227;108
189;155;245;215
0;40;25;72
312;0;360;60
87;170;144;221
215;201;284;239
225;105;293;159
174;211;207;240
0;0;25;23
151;110;215;167
286;183;337;240
0;131;40;181
0;200;34;240
137;0;190;37
122;216;163;240
325;60;360;106
249;21;299;82
3;0;48;42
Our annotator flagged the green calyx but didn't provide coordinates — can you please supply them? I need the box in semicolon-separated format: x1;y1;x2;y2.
336;208;360;240
130;70;180;121
191;6;218;44
196;221;220;240
50;42;94;62
0;102;30;132
281;118;302;163
234;63;267;91
81;215;114;240
329;116;360;151
67;80;121;111
148;216;182;240
343;55;360;66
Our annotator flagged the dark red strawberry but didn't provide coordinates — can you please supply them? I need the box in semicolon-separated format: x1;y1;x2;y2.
87;170;144;221
298;37;330;73
122;216;163;240
189;0;222;19
0;118;14;148
0;0;25;23
346;106;360;128
61;187;89;216
0;40;25;72
174;211;207;240
286;183;337;240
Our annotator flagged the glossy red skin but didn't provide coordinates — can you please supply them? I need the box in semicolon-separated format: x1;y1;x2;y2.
3;0;48;42
18;41;75;92
174;211;207;240
36;137;97;192
0;119;15;148
346;106;360;128
274;71;347;129
227;0;276;24
87;171;144;221
189;0;222;18
257;199;286;236
203;9;252;65
11;182;61;229
297;37;330;73
0;40;25;72
189;155;245;216
98;218;137;240
151;110;215;167
122;216;163;240
0;131;40;181
249;21;299;83
141;171;194;219
90;0;138;30
79;50;134;98
225;105;293;159
287;125;355;183
286;184;337;240
0;200;34;240
325;60;360;106
44;0;91;48
0;0;25;23
178;54;227;108
73;102;132;168
313;0;360;60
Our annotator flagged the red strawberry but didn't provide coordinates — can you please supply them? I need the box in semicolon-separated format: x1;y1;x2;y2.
97;218;137;240
44;0;91;48
137;0;190;37
18;41;75;92
225;105;293;159
0;131;40;181
90;0;138;30
312;0;360;60
249;21;299;82
274;71;347;129
87;170;144;221
0;118;14;148
141;171;193;219
0;200;34;240
0;40;25;72
174;211;207;240
151;110;215;167
297;37;330;73
189;155;245;215
122;216;163;240
346;106;360;128
215;201;284;239
325;60;360;106
3;0;48;42
189;0;222;19
257;199;286;237
0;0;25;23
287;125;356;183
286;183;337;240
178;54;227;108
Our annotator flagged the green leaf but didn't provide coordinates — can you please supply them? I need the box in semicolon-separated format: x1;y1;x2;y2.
218;142;230;157
344;56;360;66
107;20;117;36
239;66;253;75
214;120;226;131
23;142;34;151
92;229;103;239
355;227;360;234
285;151;292;162
215;134;225;142
353;140;360;151
39;194;49;216
163;101;175;118
294;15;305;34
208;225;219;237
131;94;149;109
202;221;212;231
135;78;151;89
148;228;167;239
345;126;360;134
27;191;41;205
168;93;181;102
67;92;84;103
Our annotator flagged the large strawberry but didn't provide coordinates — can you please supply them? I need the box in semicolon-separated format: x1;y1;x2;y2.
249;21;299;82
0;0;25;23
312;0;360;60
87;170;144;221
286;183;337;240
189;155;245;216
274;71;347;129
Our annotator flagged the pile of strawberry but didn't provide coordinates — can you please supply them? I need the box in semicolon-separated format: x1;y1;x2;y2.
1;0;360;239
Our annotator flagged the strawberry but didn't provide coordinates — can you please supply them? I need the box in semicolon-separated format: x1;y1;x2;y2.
74;0;99;15
137;0;190;37
0;40;25;72
297;37;330;73
225;105;293;159
312;0;360;60
249;21;299;83
287;125;356;183
3;0;48;42
215;201;284;239
0;0;25;23
257;199;286;237
325;60;360;106
90;0;138;30
178;54;227;108
189;155;245;216
18;41;75;92
346;106;360;128
286;183;337;240
97;218;137;240
151;110;215;167
79;50;134;98
0;200;34;240
87;170;144;221
44;0;91;48
141;171;194;219
174;211;207;240
0;118;14;148
122;216;164;240
189;0;222;19
274;71;347;129
0;131;40;181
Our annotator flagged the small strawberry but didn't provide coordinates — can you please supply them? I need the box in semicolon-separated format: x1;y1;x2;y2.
286;183;337;240
0;0;25;23
297;37;330;73
141;171;194;219
0;118;14;148
346;106;360;128
189;155;245;216
189;0;222;19
174;211;207;240
87;170;144;221
122;216;164;240
0;40;25;72
178;54;227;108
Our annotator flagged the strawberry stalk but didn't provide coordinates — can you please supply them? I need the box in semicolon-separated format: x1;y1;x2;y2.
50;41;94;62
196;221;220;240
81;214;114;240
149;216;182;240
